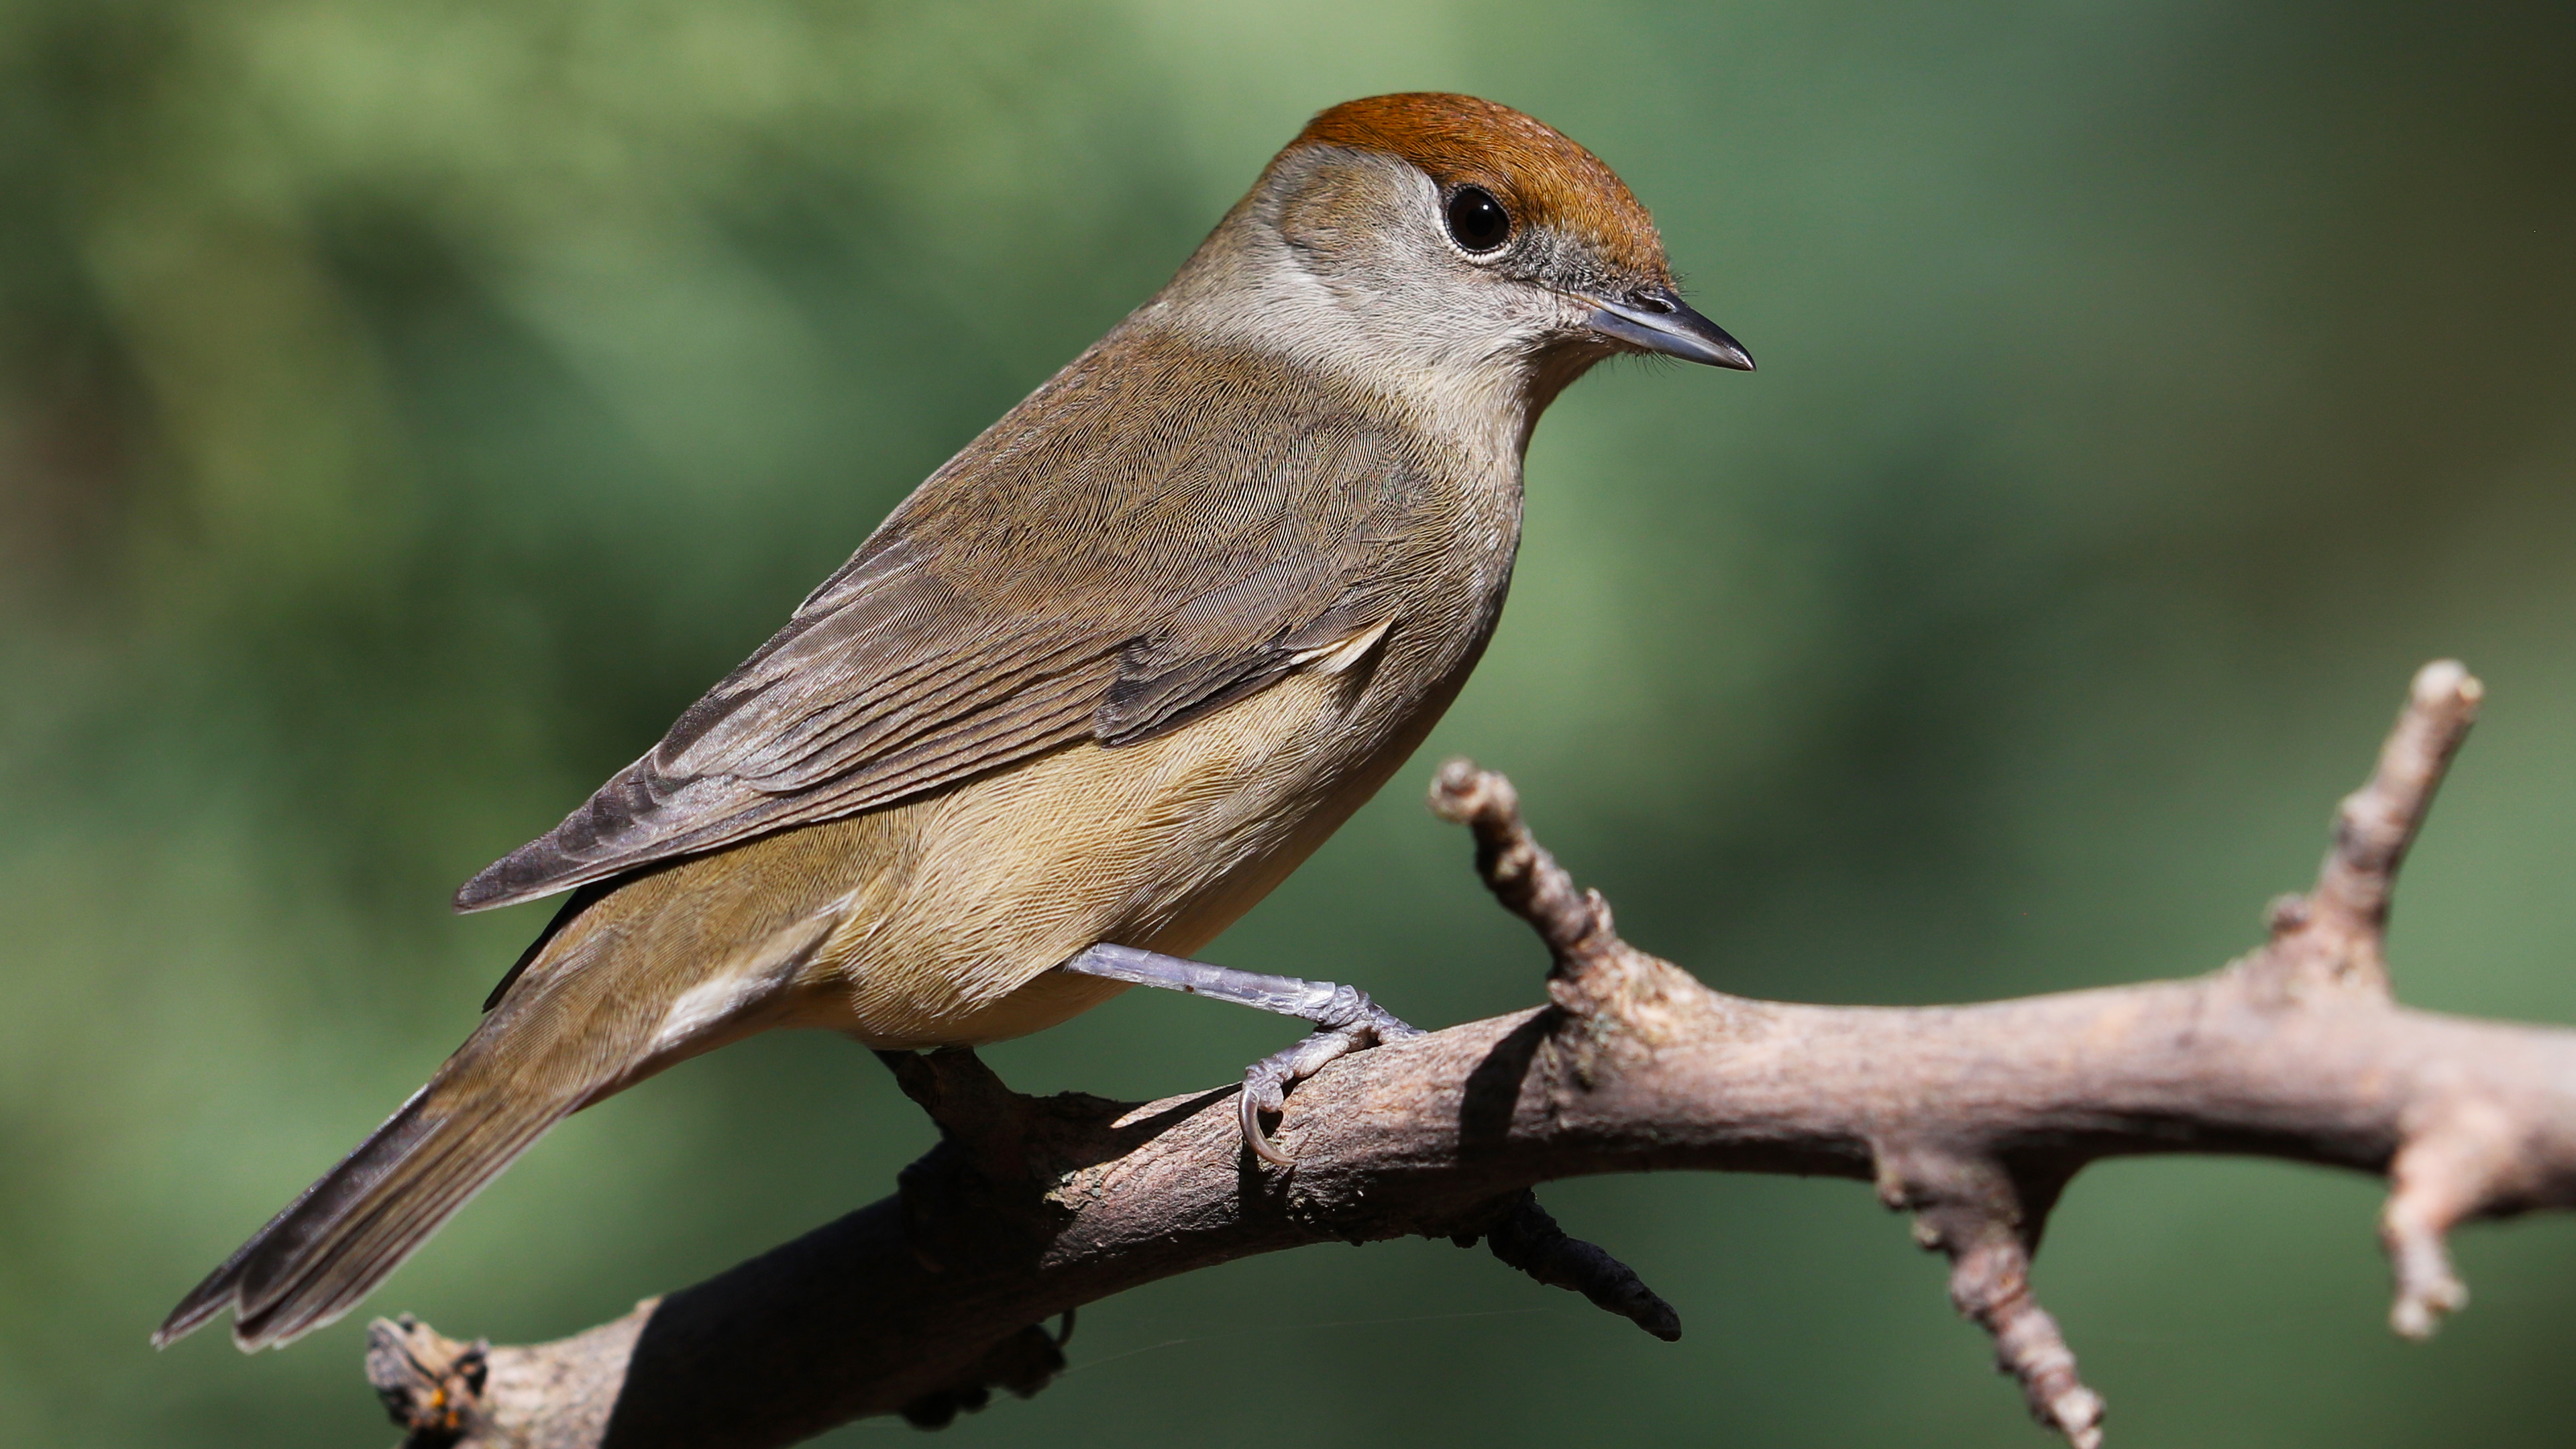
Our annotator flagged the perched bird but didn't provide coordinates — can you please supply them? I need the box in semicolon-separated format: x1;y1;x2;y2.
156;92;1751;1352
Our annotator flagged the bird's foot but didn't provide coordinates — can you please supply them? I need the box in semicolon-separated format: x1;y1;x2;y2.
1237;986;1423;1166
1058;944;1421;1167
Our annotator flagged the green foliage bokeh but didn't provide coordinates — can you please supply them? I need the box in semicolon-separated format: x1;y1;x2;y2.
3;1;2572;1444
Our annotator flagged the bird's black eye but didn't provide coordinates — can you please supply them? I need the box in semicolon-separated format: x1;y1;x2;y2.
1444;186;1511;253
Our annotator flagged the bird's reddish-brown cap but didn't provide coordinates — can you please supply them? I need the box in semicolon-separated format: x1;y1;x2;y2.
1291;93;1668;280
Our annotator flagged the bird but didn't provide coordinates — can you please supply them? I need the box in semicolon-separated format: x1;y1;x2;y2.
156;91;1752;1353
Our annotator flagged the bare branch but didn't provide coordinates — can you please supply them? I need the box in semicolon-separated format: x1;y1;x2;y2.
1479;1191;1682;1341
370;661;2576;1449
2257;658;2483;996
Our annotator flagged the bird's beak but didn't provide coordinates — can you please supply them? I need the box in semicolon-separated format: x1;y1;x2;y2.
1585;286;1755;370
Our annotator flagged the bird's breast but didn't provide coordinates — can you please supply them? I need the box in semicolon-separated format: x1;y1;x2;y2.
812;557;1508;1050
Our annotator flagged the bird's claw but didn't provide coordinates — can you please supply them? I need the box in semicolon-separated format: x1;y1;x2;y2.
1236;992;1421;1168
1238;1071;1296;1167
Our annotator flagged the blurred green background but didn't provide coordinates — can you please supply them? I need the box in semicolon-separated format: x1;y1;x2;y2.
5;0;2573;1444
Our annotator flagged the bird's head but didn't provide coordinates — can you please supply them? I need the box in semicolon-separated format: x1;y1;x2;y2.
1169;93;1751;417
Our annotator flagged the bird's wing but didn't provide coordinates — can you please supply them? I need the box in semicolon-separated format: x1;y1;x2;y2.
455;339;1443;912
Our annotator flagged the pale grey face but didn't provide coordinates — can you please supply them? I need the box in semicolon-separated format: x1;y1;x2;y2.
1256;145;1751;381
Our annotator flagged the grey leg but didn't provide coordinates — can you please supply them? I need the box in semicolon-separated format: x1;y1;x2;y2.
1061;944;1422;1167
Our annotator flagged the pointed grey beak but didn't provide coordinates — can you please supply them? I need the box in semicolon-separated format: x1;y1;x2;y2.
1587;286;1754;370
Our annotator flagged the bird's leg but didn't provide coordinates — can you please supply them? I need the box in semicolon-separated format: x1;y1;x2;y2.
1059;943;1422;1167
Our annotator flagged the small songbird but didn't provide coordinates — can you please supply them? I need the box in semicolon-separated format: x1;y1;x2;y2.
157;93;1751;1352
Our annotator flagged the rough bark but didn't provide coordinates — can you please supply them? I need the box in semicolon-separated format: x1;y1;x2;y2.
370;661;2576;1449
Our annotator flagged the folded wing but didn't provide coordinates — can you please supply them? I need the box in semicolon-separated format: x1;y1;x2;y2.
456;338;1440;912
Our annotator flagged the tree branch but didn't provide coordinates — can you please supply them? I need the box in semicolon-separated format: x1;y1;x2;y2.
371;661;2576;1449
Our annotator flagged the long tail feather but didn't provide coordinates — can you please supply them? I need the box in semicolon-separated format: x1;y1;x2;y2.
155;968;629;1351
157;841;845;1352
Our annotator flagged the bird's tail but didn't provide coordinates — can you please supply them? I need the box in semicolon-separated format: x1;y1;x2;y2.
154;945;641;1352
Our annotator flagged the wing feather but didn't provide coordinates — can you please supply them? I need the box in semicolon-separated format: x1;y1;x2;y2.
455;336;1445;912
